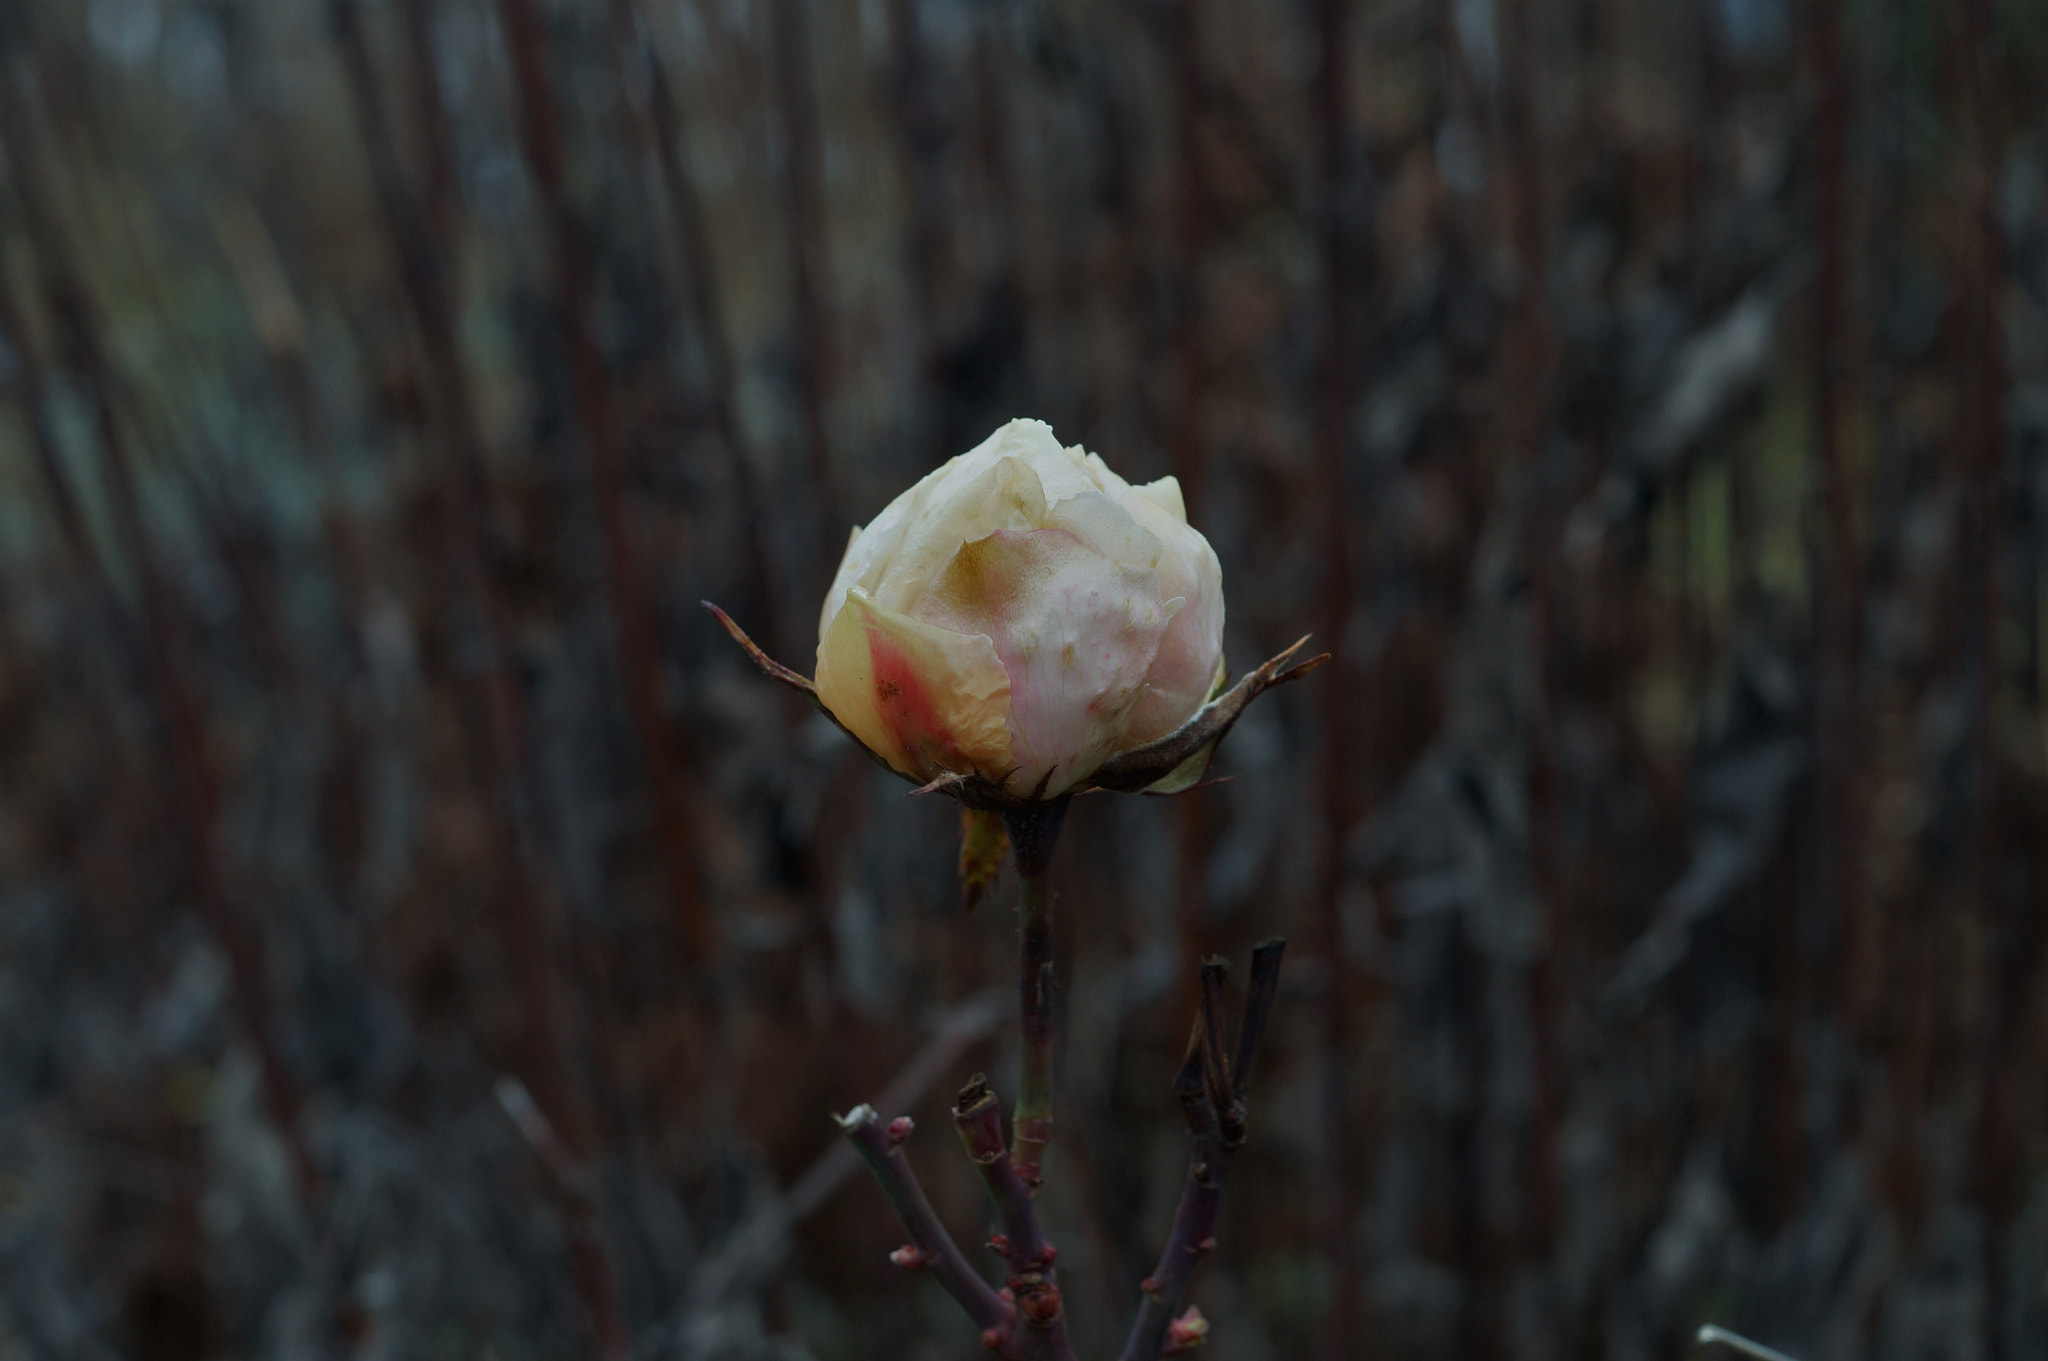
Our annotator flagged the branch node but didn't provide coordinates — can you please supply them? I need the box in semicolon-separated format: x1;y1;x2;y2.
954;1073;1006;1164
1012;1273;1063;1326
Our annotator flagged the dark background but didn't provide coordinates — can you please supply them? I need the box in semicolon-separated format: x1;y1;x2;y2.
0;0;2044;1358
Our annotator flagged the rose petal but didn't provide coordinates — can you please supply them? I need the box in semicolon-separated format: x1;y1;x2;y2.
916;526;1172;796
1128;474;1187;523
815;587;1013;782
1116;485;1224;743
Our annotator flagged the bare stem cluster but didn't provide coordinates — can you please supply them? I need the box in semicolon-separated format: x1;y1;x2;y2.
839;833;1285;1358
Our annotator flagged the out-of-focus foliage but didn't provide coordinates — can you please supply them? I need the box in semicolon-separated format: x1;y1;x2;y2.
0;1;2043;1359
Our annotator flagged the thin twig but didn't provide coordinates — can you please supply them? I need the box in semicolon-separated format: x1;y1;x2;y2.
1119;941;1286;1361
1693;1325;1804;1361
1195;959;1234;1128
954;1075;1077;1359
673;988;1006;1313
1232;938;1287;1101
842;1103;1012;1336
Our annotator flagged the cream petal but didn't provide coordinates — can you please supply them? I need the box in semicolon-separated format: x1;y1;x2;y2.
916;527;1172;796
1042;489;1163;573
869;452;1052;615
818;523;865;641
815;587;1013;782
1076;449;1134;497
812;418;1228;798
818;420;1043;637
1116;486;1225;743
945;419;1095;504
1129;474;1188;524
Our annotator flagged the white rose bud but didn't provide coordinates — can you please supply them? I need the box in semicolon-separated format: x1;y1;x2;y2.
814;419;1225;799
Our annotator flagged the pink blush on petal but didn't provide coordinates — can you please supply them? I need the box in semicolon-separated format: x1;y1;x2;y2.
866;624;967;776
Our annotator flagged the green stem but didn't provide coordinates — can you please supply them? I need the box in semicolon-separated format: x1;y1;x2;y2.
1013;866;1055;1186
1002;796;1069;1189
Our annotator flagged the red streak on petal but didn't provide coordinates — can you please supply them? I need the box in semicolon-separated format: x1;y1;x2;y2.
866;625;965;775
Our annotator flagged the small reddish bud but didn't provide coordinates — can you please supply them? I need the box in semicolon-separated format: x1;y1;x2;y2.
888;1244;929;1270
1013;1273;1063;1325
998;1286;1016;1304
1037;1243;1059;1265
981;1328;1004;1351
1163;1306;1210;1353
887;1116;915;1143
1140;1275;1164;1296
987;1233;1010;1255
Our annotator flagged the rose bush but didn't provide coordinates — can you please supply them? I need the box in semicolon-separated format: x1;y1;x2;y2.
813;419;1224;799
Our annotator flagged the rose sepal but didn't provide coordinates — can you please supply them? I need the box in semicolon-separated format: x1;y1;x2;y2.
707;601;1326;812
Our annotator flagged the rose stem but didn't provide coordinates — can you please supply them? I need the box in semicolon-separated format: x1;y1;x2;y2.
841;1105;1012;1336
956;1076;1077;1357
1119;941;1286;1361
1003;797;1071;1188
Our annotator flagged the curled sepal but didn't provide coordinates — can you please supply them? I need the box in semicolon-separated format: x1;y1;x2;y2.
705;602;905;779
708;600;1327;814
705;601;815;696
1086;636;1329;794
959;807;1009;912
